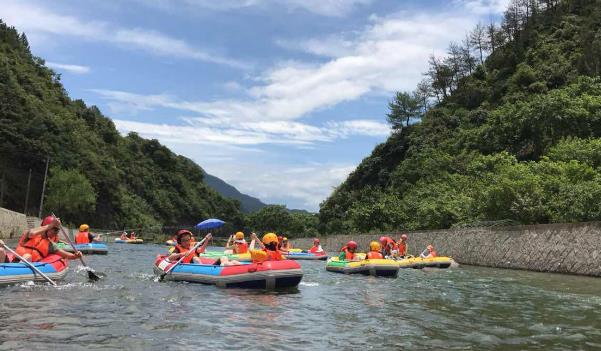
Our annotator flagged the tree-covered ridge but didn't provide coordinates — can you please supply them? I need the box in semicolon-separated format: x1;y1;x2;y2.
319;0;601;233
0;20;244;229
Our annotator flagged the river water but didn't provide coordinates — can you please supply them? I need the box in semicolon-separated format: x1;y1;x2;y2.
0;243;600;350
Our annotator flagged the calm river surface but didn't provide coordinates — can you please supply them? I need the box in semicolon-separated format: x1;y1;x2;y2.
0;243;600;350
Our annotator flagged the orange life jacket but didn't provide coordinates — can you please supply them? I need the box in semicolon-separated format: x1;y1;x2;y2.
429;250;438;258
263;248;284;261
174;244;203;264
340;247;355;260
16;235;51;262
397;241;407;256
366;251;383;259
382;237;397;254
234;242;248;254
75;231;90;244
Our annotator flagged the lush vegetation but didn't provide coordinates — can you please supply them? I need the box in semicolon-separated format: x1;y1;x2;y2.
0;21;245;229
246;205;319;237
319;0;601;233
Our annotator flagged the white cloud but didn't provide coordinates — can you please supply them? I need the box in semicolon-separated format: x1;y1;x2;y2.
456;0;510;15
0;1;246;68
46;62;91;74
143;0;373;17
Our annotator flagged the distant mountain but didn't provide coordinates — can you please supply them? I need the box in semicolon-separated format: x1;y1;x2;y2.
202;172;267;213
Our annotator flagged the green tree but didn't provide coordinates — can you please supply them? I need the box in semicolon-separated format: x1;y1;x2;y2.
387;91;421;131
45;167;96;224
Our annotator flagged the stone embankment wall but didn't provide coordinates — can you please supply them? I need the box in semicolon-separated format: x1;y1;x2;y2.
0;207;28;239
292;222;601;277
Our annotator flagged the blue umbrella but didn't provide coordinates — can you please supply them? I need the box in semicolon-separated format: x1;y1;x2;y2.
195;218;225;230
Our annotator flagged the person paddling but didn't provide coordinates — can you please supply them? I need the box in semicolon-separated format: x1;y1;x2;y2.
251;232;285;261
339;241;358;261
167;230;212;264
366;241;384;259
308;238;323;254
420;245;438;258
14;216;83;262
75;224;102;244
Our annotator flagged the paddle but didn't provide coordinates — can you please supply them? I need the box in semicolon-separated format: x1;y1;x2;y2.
0;241;57;286
159;236;208;281
52;214;102;281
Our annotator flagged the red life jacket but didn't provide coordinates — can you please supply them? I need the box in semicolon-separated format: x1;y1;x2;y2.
429;250;438;258
366;251;383;259
397;241;407;256
75;231;90;244
263;248;284;261
174;244;203;264
16;235;51;262
308;245;321;254
234;242;248;254
382;237;397;254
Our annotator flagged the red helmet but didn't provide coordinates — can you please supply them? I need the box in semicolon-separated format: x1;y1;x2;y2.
379;236;387;244
347;241;358;250
313;238;320;243
401;234;408;240
175;229;193;243
41;215;54;226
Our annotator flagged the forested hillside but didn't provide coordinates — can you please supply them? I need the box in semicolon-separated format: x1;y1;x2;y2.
0;20;244;229
319;0;601;233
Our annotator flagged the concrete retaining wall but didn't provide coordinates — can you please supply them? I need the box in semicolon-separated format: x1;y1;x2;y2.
292;222;601;277
0;207;28;239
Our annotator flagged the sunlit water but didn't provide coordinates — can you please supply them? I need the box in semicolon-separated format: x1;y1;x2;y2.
1;243;600;350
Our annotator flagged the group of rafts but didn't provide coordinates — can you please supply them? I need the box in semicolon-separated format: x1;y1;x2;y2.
0;218;455;289
154;231;456;288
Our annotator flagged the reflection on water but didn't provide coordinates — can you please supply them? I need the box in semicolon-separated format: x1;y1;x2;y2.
0;244;600;350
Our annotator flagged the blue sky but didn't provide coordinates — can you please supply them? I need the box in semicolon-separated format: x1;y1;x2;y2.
1;0;508;211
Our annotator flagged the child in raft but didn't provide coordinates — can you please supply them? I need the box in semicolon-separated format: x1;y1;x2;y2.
420;245;438;258
168;230;211;264
280;237;292;252
120;232;128;240
251;232;285;261
366;241;384;259
225;231;249;254
338;241;359;261
307;238;323;253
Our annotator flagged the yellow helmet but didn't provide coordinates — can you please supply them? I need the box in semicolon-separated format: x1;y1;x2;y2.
369;241;381;252
283;237;288;241
250;249;268;262
234;231;244;240
79;224;89;232
262;233;278;245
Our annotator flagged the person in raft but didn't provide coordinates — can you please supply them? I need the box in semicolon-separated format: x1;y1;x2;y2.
420;245;438;259
14;216;83;262
167;230;212;264
225;232;249;254
366;241;384;259
281;237;292;251
307;238;323;254
120;232;128;240
339;241;359;261
75;224;102;244
379;236;398;258
397;234;409;258
0;240;14;263
128;232;136;240
250;232;285;261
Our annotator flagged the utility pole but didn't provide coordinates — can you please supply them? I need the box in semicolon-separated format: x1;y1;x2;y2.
24;168;32;215
38;156;50;218
0;172;4;208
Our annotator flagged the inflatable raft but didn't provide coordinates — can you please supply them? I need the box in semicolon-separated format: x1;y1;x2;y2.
284;251;328;260
396;256;456;269
58;243;108;255
0;255;69;286
114;238;144;244
198;251;252;261
153;255;303;289
325;257;400;277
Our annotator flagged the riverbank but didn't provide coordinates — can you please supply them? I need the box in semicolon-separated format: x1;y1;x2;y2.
292;221;601;277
